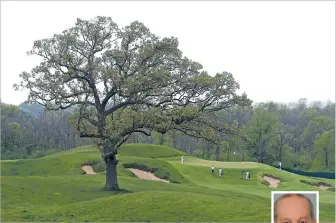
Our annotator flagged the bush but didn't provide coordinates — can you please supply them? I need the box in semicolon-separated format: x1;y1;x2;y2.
123;163;171;182
260;172;281;180
28;148;60;159
82;160;106;173
29;150;46;158
300;180;332;188
92;160;106;173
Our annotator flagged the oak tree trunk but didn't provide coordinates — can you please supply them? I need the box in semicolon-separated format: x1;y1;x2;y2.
215;145;220;161
105;154;119;191
159;134;164;145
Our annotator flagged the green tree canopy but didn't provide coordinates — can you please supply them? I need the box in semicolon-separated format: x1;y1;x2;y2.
245;108;279;163
14;16;251;190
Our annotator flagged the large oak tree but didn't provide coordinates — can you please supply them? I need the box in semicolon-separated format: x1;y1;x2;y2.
15;17;251;190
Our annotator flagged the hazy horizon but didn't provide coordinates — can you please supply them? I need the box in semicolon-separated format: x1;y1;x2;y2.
1;1;335;106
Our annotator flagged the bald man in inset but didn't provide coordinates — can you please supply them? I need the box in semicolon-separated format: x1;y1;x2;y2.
274;193;316;223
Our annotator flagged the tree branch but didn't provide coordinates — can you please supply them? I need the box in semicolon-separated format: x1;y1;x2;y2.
133;129;151;136
80;132;103;138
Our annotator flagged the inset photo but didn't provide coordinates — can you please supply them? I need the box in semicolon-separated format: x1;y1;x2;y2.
272;191;319;223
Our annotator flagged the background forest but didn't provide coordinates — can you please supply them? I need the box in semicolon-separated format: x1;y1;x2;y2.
1;98;334;172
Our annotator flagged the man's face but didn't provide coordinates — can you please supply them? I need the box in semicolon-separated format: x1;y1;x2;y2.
275;196;316;223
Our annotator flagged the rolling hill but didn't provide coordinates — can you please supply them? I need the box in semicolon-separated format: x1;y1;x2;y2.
1;144;335;222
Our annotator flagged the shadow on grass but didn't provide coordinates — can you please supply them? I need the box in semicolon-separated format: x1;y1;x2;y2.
99;187;132;194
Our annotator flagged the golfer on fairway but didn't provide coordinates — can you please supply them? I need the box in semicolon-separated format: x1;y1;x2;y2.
241;169;244;179
246;171;250;179
219;168;223;177
211;165;215;175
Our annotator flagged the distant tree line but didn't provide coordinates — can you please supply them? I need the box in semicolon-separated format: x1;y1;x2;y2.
1;98;334;172
1;102;91;159
127;99;335;172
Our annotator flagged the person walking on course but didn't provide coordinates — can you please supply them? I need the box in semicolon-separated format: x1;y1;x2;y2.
211;166;215;175
240;169;245;179
219;168;223;177
181;156;184;164
246;171;250;179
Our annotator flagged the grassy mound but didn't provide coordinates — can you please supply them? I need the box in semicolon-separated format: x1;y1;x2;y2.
1;144;335;222
4;191;270;222
165;156;264;169
1;145;131;178
121;156;188;183
119;144;187;158
1;143;187;176
300;179;335;192
1;146;100;176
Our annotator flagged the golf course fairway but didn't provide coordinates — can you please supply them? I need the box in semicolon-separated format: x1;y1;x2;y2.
1;144;335;222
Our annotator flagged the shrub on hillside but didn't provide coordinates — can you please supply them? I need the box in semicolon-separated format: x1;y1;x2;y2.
260;173;281;180
300;180;332;188
29;149;59;159
123;163;171;182
121;157;188;184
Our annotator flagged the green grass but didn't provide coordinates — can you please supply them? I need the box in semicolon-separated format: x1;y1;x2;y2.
118;144;188;158
164;156;264;168
1;143;335;222
1;145;101;176
8;191;269;222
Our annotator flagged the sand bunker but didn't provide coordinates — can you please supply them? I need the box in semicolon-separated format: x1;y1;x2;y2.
263;176;280;188
300;180;333;191
82;165;96;175
128;168;169;183
319;185;331;190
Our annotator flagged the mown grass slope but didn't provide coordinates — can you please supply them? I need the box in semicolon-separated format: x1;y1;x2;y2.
9;191;269;222
1;144;335;222
118;144;188;158
1;146;100;176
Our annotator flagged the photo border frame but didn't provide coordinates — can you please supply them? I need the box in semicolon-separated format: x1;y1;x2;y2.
271;191;319;223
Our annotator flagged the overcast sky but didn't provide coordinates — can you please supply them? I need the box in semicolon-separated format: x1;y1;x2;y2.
1;1;335;106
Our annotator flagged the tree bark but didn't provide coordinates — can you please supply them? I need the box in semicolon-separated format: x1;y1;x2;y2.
159;134;164;145
257;130;262;163
324;146;328;168
215;144;220;161
105;154;119;191
173;136;177;148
